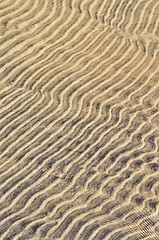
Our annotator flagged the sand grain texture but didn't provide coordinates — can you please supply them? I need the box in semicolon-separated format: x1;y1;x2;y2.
0;0;159;239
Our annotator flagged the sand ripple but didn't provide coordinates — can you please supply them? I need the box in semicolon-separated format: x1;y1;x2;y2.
0;0;159;239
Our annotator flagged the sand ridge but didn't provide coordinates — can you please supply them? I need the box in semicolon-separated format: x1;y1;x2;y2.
0;0;159;239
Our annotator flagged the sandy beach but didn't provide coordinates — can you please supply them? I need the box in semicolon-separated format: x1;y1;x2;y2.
0;0;159;239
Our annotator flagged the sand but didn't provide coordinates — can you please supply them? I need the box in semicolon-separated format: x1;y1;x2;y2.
0;0;159;239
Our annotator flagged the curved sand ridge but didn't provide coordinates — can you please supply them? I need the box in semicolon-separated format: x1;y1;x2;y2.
0;0;159;239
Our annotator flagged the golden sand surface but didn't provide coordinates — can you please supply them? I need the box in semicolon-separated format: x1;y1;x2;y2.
0;0;159;239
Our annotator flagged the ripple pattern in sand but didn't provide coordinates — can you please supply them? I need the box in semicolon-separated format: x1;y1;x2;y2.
0;0;159;239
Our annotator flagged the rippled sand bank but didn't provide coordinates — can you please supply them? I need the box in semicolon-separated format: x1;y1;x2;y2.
0;0;159;239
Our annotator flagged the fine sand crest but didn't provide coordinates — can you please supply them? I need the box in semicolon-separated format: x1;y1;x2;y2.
0;0;159;239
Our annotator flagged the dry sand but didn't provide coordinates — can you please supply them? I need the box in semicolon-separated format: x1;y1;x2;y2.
0;0;159;239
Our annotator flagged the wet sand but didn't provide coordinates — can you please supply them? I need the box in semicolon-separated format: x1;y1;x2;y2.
0;0;159;239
